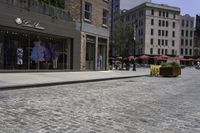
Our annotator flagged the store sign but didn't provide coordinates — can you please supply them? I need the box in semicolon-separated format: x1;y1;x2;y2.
15;18;45;30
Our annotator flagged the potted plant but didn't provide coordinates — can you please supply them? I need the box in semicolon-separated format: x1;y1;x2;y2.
160;62;181;77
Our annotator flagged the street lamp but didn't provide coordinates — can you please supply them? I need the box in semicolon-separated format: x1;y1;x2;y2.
132;23;136;71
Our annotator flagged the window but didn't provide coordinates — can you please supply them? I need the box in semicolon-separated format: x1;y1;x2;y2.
158;49;160;55
185;49;188;55
150;48;153;54
84;2;92;20
151;38;153;45
185;39;188;46
173;13;176;19
186;30;188;37
186;21;189;27
162;20;165;26
166;21;168;27
172;40;175;46
181;39;184;46
151;19;154;25
151;29;154;35
165;40;168;46
158;30;161;36
166;12;169;18
182;20;184;26
173;22;175;28
163;11;165;17
151;9;154;15
190;49;192;55
190;31;193;37
191;21;194;28
159;11;161;16
166;31;168;37
172;49;175;55
158;39;160;45
181;30;184;36
162;30;165;36
165;49;168;55
162;49;164;55
103;9;109;26
162;40;164;45
159;20;161;26
172;31;175;37
190;40;193;46
181;48;183;55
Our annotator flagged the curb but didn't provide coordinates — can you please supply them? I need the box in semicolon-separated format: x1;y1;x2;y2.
0;75;149;90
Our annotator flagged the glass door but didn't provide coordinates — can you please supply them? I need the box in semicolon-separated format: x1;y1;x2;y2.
86;42;95;70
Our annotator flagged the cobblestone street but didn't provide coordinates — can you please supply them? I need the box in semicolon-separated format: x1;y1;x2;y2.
0;68;200;133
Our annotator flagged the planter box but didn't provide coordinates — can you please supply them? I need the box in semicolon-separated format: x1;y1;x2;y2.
160;67;181;77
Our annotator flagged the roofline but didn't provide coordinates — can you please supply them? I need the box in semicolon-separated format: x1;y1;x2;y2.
120;2;180;16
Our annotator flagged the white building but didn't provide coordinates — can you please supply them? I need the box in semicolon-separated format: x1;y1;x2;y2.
115;2;181;56
180;14;195;57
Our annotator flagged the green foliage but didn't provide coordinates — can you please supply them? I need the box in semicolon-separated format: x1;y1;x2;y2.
112;23;139;57
161;62;180;68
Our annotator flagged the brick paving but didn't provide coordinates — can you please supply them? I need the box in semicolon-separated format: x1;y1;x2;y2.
0;68;200;133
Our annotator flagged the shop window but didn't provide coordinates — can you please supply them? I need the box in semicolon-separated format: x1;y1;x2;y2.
0;29;72;70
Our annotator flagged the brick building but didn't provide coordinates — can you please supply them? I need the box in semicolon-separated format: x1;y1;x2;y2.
65;0;110;70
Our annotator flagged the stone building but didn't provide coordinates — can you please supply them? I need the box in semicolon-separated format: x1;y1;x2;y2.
180;15;195;57
65;0;110;71
114;2;181;56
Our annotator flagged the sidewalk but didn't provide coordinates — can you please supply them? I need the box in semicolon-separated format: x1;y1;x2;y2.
0;68;150;89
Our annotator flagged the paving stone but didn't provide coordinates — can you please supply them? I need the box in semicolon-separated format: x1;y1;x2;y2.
0;68;200;133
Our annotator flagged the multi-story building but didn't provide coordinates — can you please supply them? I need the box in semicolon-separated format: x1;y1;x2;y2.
180;15;195;57
194;15;200;57
115;2;181;56
109;0;120;57
65;0;109;70
0;0;81;71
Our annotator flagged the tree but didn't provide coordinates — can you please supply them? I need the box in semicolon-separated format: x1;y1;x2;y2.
112;23;138;57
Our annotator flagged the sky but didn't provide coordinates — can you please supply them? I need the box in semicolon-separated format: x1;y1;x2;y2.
121;0;199;17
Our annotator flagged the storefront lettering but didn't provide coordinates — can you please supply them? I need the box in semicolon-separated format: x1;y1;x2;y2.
15;18;45;30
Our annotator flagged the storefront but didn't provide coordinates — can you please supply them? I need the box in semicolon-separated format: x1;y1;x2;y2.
0;27;73;70
85;35;108;71
0;1;80;71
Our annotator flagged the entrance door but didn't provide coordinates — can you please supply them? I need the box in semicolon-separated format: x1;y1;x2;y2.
98;45;106;70
86;43;95;70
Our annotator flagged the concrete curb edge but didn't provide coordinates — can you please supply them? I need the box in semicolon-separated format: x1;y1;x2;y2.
0;75;149;90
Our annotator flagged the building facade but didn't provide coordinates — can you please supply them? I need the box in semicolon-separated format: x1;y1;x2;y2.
194;15;200;57
0;0;81;71
180;15;195;57
115;2;181;56
65;0;110;71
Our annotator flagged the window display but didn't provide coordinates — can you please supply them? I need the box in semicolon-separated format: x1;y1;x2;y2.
0;28;72;70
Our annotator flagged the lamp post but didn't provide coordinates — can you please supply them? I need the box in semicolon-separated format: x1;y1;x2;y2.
132;23;136;71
